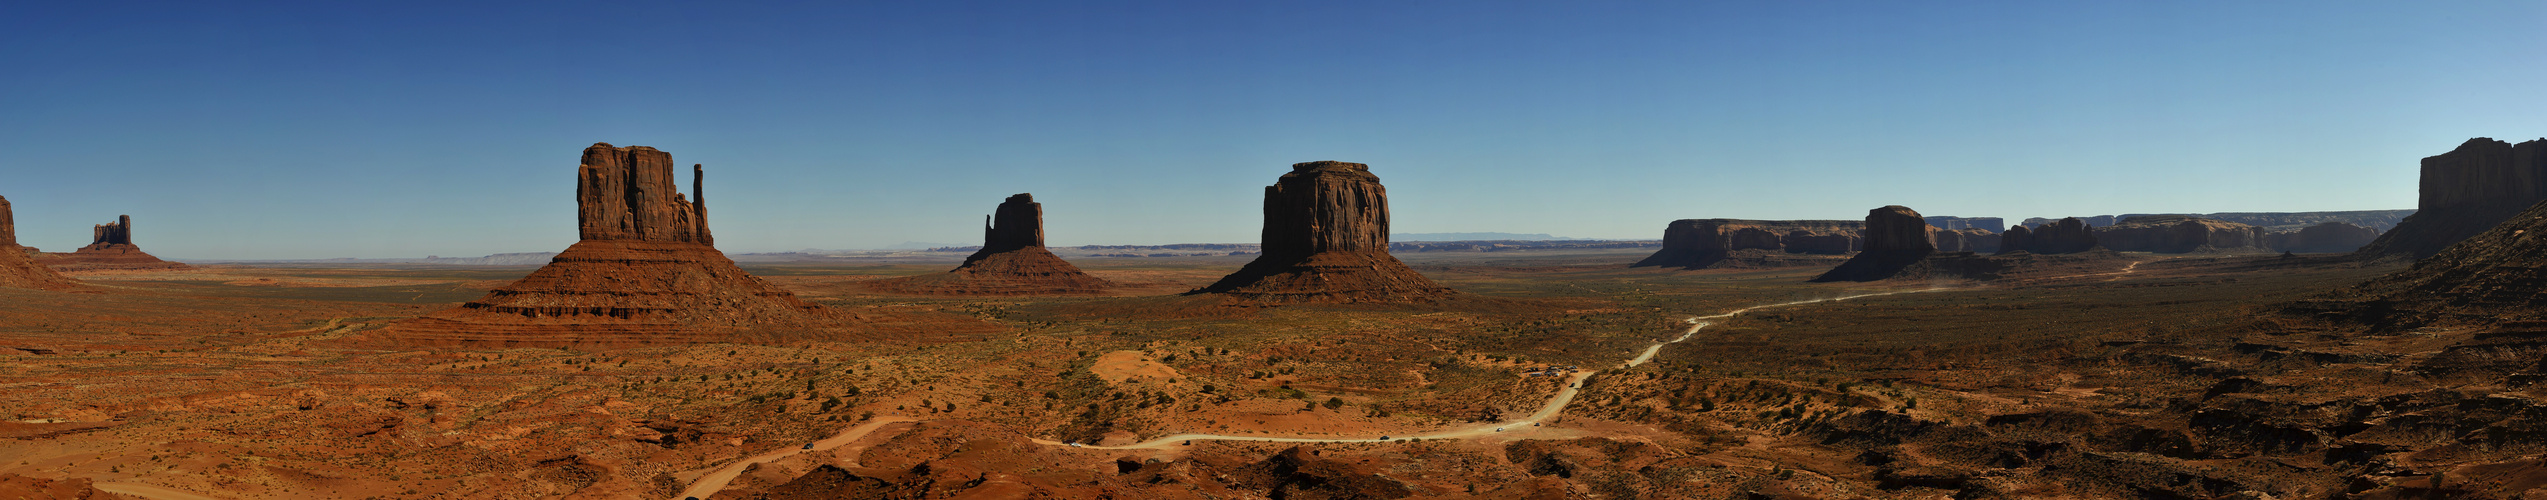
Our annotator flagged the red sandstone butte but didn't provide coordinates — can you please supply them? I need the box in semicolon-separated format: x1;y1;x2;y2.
32;214;190;271
1192;161;1453;303
0;196;80;290
384;143;831;347
874;193;1114;295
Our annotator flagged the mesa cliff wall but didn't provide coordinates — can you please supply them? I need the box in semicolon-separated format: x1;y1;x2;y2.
2357;137;2547;259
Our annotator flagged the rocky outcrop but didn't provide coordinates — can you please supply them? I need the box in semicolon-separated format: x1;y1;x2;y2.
873;193;1115;295
1630;219;1860;269
1864;205;1934;253
2309;198;2547;327
2092;216;2269;254
0;196;78;290
2358;137;2547;259
1931;228;1999;253
33;214;188;270
386;143;832;346
1816;206;1991;282
1999;217;2099;254
1193;161;1453;302
2264;221;2378;253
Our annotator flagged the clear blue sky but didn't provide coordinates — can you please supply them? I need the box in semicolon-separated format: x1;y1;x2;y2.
5;1;2542;259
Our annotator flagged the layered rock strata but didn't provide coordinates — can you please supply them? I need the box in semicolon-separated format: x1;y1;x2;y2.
874;193;1115;295
389;143;830;346
1998;217;2099;254
1193;161;1454;302
2358;137;2547;259
0;196;78;289
33;215;188;270
1630;219;1860;269
2092;216;2270;254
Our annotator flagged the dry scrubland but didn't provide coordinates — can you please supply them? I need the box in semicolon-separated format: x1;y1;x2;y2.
6;248;2516;498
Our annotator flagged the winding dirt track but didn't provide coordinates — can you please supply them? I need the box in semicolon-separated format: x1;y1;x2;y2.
674;416;920;500
1048;289;1947;451
674;288;1948;498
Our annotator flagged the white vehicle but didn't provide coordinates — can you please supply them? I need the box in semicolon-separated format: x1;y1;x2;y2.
1494;427;1504;432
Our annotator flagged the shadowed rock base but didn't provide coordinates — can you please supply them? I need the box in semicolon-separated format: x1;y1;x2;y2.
1196;251;1455;303
387;240;834;347
874;247;1115;295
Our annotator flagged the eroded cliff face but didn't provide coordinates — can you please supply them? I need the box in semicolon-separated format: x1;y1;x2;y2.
1630;219;1861;269
387;143;831;346
1194;161;1452;303
1864;205;1934;253
2358;137;2547;259
577;144;713;244
2094;216;2270;254
877;193;1115;295
0;196;78;290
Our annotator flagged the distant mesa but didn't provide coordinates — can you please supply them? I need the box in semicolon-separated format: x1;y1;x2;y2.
1930;227;1999;253
1923;215;2005;233
2021;210;2410;234
2266;221;2379;254
0;195;79;290
1997;217;2100;255
1810;205;2072;282
2356;137;2547;259
1192;161;1455;303
385;143;834;347
872;193;1116;295
30;214;190;271
2092;215;2269;254
1629;219;1861;269
2302;197;2547;327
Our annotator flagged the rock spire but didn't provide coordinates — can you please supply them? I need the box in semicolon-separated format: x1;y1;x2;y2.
386;143;831;346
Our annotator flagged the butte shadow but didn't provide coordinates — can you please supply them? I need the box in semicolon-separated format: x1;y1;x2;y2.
868;193;1116;295
378;143;904;348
